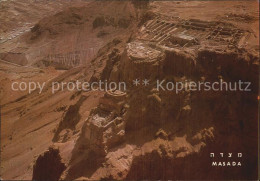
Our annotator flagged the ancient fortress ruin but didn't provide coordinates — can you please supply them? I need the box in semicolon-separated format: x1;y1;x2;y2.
84;90;127;154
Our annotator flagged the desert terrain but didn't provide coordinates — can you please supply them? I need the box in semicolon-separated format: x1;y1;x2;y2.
0;0;259;180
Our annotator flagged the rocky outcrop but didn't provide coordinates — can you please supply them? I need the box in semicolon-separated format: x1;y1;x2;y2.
119;41;165;82
30;7;90;39
32;147;66;181
101;14;258;178
53;96;87;142
37;3;258;180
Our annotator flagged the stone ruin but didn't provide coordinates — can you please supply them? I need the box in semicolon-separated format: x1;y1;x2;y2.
84;90;127;154
138;18;250;48
169;34;199;47
120;41;165;82
42;48;97;69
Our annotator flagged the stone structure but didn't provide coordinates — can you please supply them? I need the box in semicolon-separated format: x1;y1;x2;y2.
84;90;127;154
42;49;97;69
138;18;248;47
169;34;198;47
120;41;165;82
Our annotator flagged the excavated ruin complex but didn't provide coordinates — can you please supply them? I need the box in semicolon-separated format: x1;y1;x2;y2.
138;17;249;48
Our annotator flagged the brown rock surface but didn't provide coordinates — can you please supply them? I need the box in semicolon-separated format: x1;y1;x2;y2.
32;147;66;181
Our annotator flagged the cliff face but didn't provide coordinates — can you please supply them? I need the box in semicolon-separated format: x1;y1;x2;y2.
62;7;258;179
1;1;259;180
32;147;66;181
